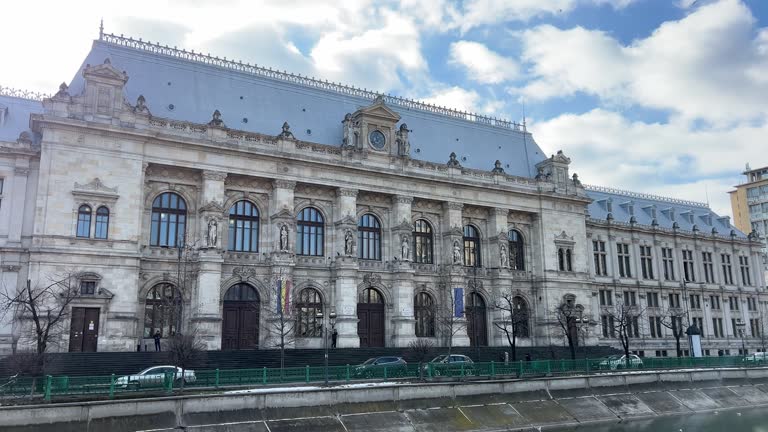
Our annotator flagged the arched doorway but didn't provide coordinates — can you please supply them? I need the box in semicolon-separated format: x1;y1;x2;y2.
466;292;488;347
357;288;385;347
221;283;260;350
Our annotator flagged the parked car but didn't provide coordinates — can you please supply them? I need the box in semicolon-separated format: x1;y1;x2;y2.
743;352;768;365
114;366;196;388
597;355;644;370
353;357;408;378
424;354;475;376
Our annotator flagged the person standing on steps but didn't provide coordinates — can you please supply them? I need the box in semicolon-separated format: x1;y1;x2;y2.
331;328;338;348
154;330;162;352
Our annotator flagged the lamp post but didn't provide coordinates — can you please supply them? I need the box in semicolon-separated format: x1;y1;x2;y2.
317;309;337;385
736;318;747;358
575;314;591;360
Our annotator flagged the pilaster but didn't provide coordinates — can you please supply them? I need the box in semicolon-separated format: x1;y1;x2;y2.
391;261;416;347
333;256;360;348
7;164;30;244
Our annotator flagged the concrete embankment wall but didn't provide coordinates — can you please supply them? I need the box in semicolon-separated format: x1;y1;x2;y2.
2;368;768;432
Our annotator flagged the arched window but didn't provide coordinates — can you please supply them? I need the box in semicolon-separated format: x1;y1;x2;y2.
228;201;260;252
296;288;323;337
358;214;381;261
150;192;187;247
463;225;481;267
508;230;524;270
94;206;109;239
296;207;324;256
76;205;92;238
414;292;435;337
143;283;182;338
223;283;260;301
413;219;434;264
359;288;384;303
513;296;530;337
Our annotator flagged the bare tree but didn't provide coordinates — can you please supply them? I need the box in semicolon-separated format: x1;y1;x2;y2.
166;329;205;391
605;302;645;368
408;338;435;380
262;273;297;373
494;291;529;362
658;307;687;357
434;267;467;356
552;302;580;360
0;272;80;356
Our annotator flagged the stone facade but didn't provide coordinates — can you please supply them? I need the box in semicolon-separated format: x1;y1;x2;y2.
0;35;765;357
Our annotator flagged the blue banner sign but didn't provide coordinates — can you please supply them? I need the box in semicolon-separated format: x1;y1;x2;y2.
454;288;464;317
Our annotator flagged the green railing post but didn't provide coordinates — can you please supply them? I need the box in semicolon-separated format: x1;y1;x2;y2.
165;372;173;394
428;363;433;379
518;360;523;377
305;366;310;383
384;365;388;380
262;367;267;385
44;375;52;402
546;360;552;376
109;374;115;399
586;358;590;375
490;361;496;378
215;369;220;388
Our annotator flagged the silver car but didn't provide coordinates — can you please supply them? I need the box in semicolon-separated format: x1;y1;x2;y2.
114;365;196;388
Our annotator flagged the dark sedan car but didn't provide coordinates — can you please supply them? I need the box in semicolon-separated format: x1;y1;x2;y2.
353;356;408;378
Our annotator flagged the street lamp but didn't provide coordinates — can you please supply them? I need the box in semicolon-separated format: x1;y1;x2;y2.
316;309;337;385
736;318;747;358
575;314;591;360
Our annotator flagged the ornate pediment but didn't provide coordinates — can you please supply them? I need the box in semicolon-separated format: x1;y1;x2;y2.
82;59;129;86
354;96;401;123
270;208;295;220
334;215;357;226
72;178;119;203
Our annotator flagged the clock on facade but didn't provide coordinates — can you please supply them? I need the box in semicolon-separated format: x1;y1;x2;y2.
368;130;386;150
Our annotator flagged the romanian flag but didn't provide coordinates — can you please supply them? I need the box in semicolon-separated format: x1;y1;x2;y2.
276;277;292;315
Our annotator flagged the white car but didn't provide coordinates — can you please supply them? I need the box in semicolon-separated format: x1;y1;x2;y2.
744;352;768;365
598;354;644;370
114;366;196;388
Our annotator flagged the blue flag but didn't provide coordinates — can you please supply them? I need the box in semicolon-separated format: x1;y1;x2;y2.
454;288;464;317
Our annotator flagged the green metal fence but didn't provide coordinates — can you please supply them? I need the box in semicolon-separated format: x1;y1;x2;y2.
0;355;760;402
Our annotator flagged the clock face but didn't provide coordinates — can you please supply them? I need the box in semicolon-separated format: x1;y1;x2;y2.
368;130;386;150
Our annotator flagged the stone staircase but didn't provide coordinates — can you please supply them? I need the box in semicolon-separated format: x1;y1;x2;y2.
0;345;621;377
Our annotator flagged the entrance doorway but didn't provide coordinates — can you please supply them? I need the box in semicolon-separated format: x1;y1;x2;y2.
69;307;100;352
467;292;488;347
221;283;260;350
357;288;385;347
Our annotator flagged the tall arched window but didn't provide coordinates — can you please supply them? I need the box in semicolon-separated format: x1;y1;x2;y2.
297;207;324;256
94;206;109;239
228;201;260;252
513;296;530;337
143;283;182;338
76;205;92;238
358;214;381;261
463;225;481;267
150;192;187;247
296;288;323;337
414;292;436;337
413;219;434;264
508;229;524;270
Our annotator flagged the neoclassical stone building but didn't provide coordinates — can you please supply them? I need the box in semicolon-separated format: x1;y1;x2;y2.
0;31;764;355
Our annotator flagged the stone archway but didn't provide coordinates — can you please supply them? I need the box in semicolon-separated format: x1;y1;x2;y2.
357;287;385;347
221;283;260;350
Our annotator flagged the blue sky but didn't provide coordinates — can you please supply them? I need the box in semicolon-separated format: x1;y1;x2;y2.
0;0;766;217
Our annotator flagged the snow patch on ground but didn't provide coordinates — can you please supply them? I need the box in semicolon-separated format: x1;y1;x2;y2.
225;381;406;394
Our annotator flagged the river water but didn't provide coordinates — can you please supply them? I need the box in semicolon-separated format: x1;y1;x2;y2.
549;406;768;431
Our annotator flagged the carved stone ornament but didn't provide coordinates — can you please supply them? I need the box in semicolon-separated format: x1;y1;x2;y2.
342;113;360;148
344;229;355;256
392;195;413;205
273;179;297;190
74;178;119;194
363;273;382;286
55;82;70;98
401;234;411;261
278;121;294;139
396;123;410;157
233;266;258;279
206;218;219;248
16;132;33;145
208;109;225;127
452;240;462;264
447;152;461;167
572;173;582;186
492;160;505;174
279;224;289;252
499;244;509;268
337;188;358;197
202;170;228;182
134;95;150;114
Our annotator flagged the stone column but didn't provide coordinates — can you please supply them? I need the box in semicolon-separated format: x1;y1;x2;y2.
391;195;416;346
193;170;227;350
7;165;29;244
333;188;360;348
0;265;21;354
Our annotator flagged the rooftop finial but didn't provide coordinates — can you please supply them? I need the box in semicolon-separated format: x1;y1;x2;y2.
99;18;104;40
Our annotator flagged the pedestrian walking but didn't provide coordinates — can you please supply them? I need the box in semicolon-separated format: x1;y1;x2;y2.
154;330;162;352
331;329;338;348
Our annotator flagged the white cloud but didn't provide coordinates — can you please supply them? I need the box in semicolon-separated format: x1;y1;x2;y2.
517;0;768;125
530;108;768;217
449;41;520;84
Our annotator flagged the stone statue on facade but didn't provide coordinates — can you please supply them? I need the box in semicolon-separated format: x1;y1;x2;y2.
396;123;410;156
208;109;225;127
447;152;461;167
342;113;358;148
134;95;149;113
207;219;218;248
500;244;508;268
344;229;354;256
279;122;294;139
401;235;411;261
55;82;69;98
279;224;289;251
452;240;462;264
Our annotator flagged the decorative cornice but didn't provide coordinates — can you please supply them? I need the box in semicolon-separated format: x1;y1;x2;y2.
14;167;29;176
337;188;358;198
273;179;297;190
202;170;227;181
74;178;119;194
585;184;709;209
99;32;525;132
392;195;413;205
0;85;49;101
493;207;508;216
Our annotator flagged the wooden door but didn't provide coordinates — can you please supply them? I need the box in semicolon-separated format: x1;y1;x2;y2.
222;303;259;350
467;293;488;347
69;307;99;352
357;303;385;347
222;305;240;350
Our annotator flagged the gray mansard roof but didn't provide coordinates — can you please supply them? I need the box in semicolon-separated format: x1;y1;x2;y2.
0;90;44;143
65;34;546;177
585;185;746;238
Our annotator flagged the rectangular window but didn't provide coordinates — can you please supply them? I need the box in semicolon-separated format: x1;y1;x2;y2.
693;317;704;335
640;245;654;279
712;318;723;337
601;315;616;338
739;256;752;286
599;289;613;306
732;318;738;337
721;254;733;285
709;295;720;310
668;293;681;308
671;316;684;337
617;243;632;278
656;350;668;357
623;291;637;306
649;316;662;338
662;247;675;281
747;297;757;311
682;249;695;282
593;240;607;276
702;252;715;283
79;280;96;295
647;292;659;308
750;319;761;337
729;296;740;311
628;316;640;338
689;294;701;310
